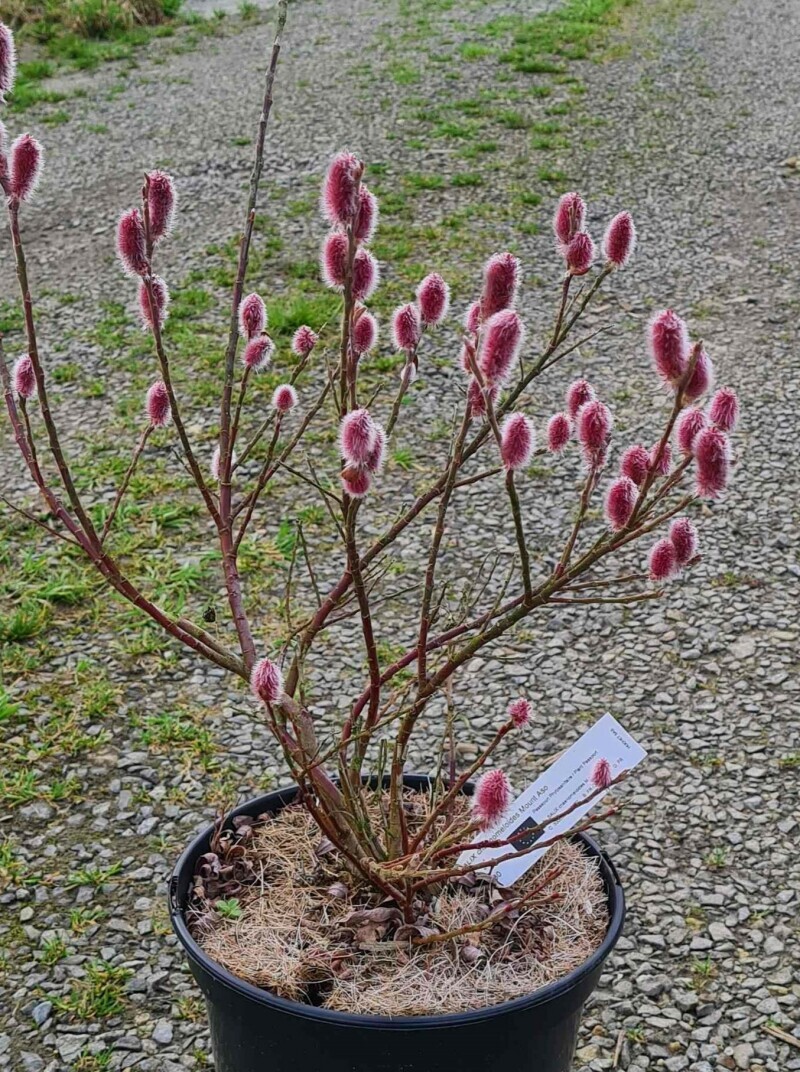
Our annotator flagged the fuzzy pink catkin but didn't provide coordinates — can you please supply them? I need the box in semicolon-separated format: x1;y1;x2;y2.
694;425;730;498
0;22;17;101
417;273;450;325
352;248;379;301
648;538;678;581
478;309;524;385
620;443;650;486
9;134;43;203
147;170;176;242
675;407;706;454
117;209;148;277
467;378;497;419
272;384;298;413
322;151;361;227
473;770;512;829
251;657;283;705
582;442;608;471
353;185;378;244
565;378;595;420
238;293;267;340
321;231;348;289
340;408;376;465
683;346;714;402
402;362;418;388
590;758;613;790
341;465;371;498
146;380;171;427
243;336;274;371
291;325;318;358
602;211;636;268
13;354;35;399
649;309;689;384
604;475;637;531
480;252;519;319
352;310;378;355
500;413;534;471
508;698;531;729
708;387;739;432
546;412;571;453
669;517;698;566
365;422;386;474
211;446;235;482
464;301;481;334
649;441;672;477
137;276;170;331
391;303;421;352
466;378;483;416
553;191;586;245
564;231;595;276
577;399;612;454
458;340;476;375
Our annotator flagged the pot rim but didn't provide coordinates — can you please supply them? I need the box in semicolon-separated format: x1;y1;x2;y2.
169;778;625;1029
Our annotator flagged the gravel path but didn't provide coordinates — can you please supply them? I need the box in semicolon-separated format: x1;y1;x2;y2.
1;1;799;1070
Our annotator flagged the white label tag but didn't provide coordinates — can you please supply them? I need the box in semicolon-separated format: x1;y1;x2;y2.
457;713;646;886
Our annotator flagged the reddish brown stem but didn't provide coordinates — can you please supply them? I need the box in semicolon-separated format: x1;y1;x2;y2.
411;807;619;893
5;199;100;546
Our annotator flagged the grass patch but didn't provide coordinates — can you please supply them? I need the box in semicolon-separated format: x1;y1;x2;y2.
388;60;421;85
140;709;214;761
70;906;106;934
41;935;68;965
0;689;19;722
0;836;27;890
2;0;183;112
404;173;446;192
1;0;181;36
73;1051;114;1072
451;172;483;188
433;120;477;139
537;165;568;183
0;768;81;807
488;0;635;71
460;41;493;60
42;107;70;124
496;108;529;130
55;961;132;1020
0;601;51;643
65;862;123;889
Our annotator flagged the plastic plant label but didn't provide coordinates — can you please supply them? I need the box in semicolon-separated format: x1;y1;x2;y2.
457;713;647;886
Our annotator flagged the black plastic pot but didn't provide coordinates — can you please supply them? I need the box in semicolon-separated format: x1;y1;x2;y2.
170;775;625;1072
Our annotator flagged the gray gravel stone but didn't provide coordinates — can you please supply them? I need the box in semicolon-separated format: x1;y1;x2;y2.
732;1042;755;1069
56;1035;88;1062
30;1003;52;1027
152;1021;174;1045
19;1054;45;1072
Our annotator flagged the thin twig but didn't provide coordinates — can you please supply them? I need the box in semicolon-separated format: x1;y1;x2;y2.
0;495;79;546
3;199;100;545
762;1025;800;1051
296;522;322;607
100;424;152;545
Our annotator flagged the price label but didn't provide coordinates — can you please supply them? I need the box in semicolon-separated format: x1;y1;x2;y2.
457;713;647;885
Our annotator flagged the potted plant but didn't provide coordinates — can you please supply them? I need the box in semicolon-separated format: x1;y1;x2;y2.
0;8;740;1071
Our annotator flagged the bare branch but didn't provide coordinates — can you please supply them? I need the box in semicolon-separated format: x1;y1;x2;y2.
100;424;152;545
